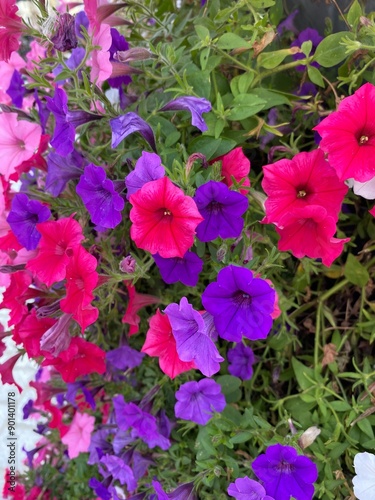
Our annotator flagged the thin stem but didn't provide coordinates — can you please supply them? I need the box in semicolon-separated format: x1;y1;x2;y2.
330;0;351;31
252;57;314;86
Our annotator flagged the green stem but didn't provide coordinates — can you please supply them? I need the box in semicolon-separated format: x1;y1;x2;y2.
252;57;314;86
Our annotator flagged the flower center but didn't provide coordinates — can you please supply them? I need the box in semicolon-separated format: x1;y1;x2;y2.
232;291;252;308
275;461;295;474
207;201;223;214
297;190;307;198
359;135;369;144
163;209;172;216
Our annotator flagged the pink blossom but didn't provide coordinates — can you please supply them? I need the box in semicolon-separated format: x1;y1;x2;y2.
90;23;112;85
0;113;42;180
0;51;25;92
61;412;95;459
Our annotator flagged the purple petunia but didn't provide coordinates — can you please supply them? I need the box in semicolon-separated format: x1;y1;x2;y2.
45;149;87;196
252;444;318;500
227;476;275;500
202;265;275;342
108;28;131;88
110;112;157;152
227;343;255;380
160;96;211;132
7;70;25;107
291;28;323;72
125;151;165;198
46;88;75;156
174;378;226;425
99;454;137;492
7;193;51;250
152;479;197;499
106;345;145;370
153;251;203;287
194;180;248;242
164;297;224;377
76;163;125;229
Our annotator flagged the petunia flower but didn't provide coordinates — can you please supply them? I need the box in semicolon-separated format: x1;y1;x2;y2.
141;309;196;379
353;452;375;500
39;312;72;358
50;13;78;52
164;297;223;377
214;147;251;194
0;352;22;392
252;444;318;500
0;0;25;61
152;479;197;499
347;177;375;200
262;149;348;225
110;111;157;151
129;176;203;258
122;283;160;335
202;265;275;342
227;343;255;380
174;378;226;425
125;151;165;198
26;217;84;287
61;412;95;459
90;23;112;85
7;193;51;251
76;163;125;229
99;454;137;492
314;83;375;182
153;251;203;287
14;310;56;358
1;270;32;326
45;149;87;196
228;477;275;500
106;345;145;371
291;28;323;71
0;112;42;180
194;180;248;242
46;88;75;156
108;27;131;88
6;69;25;107
160;96;211;132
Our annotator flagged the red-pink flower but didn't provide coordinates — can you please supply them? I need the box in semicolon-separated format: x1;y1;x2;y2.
61;411;95;458
129;176;203;258
314;83;375;182
0;352;22;392
15;310;56;358
122;283;160;335
26;217;84;286
276;206;350;267
0;0;25;62
1;270;33;326
215;147;251;194
142;309;196;379
262;149;348;225
42;337;106;383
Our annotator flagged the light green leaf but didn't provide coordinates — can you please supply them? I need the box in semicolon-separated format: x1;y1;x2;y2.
217;33;251;50
314;32;355;67
227;94;266;120
347;0;362;29
258;48;295;69
307;66;325;87
344;254;370;287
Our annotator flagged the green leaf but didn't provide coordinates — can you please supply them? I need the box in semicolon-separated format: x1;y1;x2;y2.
307;66;325;87
247;88;290;109
347;0;362;29
344;254;370;287
229;431;253;444
250;0;275;7
195;25;210;41
291;357;316;391
301;40;313;57
258;48;294;69
216;375;241;397
329;401;352;412
357;418;375;439
230;72;254;97
200;47;210;70
227;94;266;120
187;136;236;159
217;33;251;50
314;32;355;67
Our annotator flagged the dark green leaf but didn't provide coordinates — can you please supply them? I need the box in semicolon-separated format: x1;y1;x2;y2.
314;32;355;67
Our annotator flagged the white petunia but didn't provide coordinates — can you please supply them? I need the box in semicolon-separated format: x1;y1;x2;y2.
353;452;375;500
347;177;375;200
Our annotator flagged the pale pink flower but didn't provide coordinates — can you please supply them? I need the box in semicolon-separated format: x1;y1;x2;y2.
0;51;25;91
61;412;95;459
26;40;45;72
90;23;112;85
0;113;42;180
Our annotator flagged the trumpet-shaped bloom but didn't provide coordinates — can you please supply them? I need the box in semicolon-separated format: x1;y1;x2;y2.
61;412;95;459
15;310;56;358
122;283;160;335
142;309;196;379
153;251;203;287
26;217;84;287
252;444;318;500
110;112;157;152
160;96;211;132
194;180;248;242
262;149;348;225
46;88;75;156
129;176;203;258
174;378;226;425
45;149;87;196
202;265;275;342
227;343;255;380
215;147;251;193
125;151;165;198
0;112;42;180
228;477;274;500
314;83;375;182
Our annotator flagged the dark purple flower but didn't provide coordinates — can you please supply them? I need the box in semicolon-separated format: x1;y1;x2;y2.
89;478;111;500
252;444;318;500
160;96;211;132
108;28;131;88
45;149;87;196
106;345;145;370
40;313;72;357
202;265;275;342
110;112;157;152
227;476;274;500
153;251;203;287
65;381;96;409
7;70;25;107
291;28;323;72
112;429;134;454
227;343;255;380
125;151;165;198
277;9;299;36
51;13;78;52
194;181;248;242
7;193;51;250
164;297;224;377
100;454;137;491
22;399;33;419
174;378;226;425
76;163;125;229
113;395;171;450
46;88;75;156
152;480;196;500
34;91;50;134
75;10;89;39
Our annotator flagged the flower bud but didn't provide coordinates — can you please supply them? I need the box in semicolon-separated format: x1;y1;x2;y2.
119;255;136;273
298;426;321;449
50;13;78;52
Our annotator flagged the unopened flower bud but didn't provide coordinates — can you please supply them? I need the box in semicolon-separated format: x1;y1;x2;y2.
120;255;136;273
298;426;321;449
50;13;78;52
216;245;227;262
115;47;153;63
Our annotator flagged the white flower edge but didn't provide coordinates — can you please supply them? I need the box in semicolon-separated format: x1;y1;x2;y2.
353;452;375;500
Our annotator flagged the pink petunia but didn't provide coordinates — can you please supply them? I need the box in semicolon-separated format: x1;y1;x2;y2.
90;23;112;85
0;51;25;92
0;0;25;61
0;113;42;180
215;147;251;194
276;205;350;267
142;309;196;379
262;149;348;225
61;412;95;459
129;176;203;258
314;83;375;182
122;283;160;335
26;217;84;287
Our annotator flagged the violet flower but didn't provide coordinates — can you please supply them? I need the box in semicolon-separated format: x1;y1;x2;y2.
7;193;51;250
75;10;89;39
252;444;318;500
152;479;197;500
174;378;226;425
202;265;275;342
160;96;211;132
164;297;224;377
125;151;165;198
45;149;87;196
194;180;248;242
110;112;157;152
51;13;78;52
227;343;255;380
76;163;125;229
65;381;96;409
277;9;299;36
7;70;25;107
99;454;137;492
89;478;111;500
46;88;75;156
227;476;275;500
106;345;145;370
291;28;323;71
88;429;114;465
153;251;203;287
108;28;131;88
